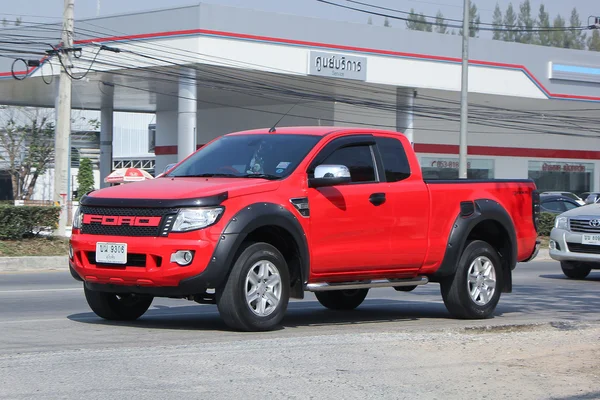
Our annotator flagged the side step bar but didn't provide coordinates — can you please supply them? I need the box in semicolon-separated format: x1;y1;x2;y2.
306;276;429;292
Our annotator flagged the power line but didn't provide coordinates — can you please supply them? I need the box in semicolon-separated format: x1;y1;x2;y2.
317;0;593;32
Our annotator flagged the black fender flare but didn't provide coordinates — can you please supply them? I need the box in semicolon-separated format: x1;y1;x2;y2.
430;199;517;292
199;202;309;290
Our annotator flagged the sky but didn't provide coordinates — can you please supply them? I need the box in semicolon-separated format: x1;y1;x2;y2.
1;0;597;41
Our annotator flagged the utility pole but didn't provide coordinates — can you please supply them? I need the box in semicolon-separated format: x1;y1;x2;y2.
458;0;469;179
53;0;74;236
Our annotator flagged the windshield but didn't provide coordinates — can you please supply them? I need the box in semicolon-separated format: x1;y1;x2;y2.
167;134;321;179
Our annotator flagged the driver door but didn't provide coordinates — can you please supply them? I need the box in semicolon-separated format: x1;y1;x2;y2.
307;135;393;276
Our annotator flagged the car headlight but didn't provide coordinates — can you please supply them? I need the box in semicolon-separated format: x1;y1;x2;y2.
554;216;568;230
171;207;224;232
73;207;83;229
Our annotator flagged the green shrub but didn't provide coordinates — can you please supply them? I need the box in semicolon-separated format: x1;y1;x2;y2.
537;212;556;237
0;206;60;239
76;158;95;201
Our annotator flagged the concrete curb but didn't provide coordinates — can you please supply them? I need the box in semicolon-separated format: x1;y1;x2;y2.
0;256;68;272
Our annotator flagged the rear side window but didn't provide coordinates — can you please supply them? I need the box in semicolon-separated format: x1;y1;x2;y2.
542;200;564;212
321;145;376;183
376;137;411;182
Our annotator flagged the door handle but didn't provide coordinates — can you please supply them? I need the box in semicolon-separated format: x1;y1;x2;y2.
369;192;386;206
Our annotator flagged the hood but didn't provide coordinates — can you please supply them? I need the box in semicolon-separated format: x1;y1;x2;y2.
84;177;280;206
561;203;600;218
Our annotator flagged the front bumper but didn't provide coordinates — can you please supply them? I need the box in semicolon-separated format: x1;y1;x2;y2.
69;231;236;297
549;228;600;263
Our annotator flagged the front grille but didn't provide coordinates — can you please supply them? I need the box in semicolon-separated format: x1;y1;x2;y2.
79;206;178;217
569;218;600;234
567;243;600;255
79;206;178;237
82;225;161;237
87;252;148;267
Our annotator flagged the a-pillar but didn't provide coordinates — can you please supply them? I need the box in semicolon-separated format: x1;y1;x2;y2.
396;88;416;147
99;82;114;189
178;67;197;161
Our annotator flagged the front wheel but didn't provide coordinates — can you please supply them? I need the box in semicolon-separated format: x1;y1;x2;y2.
561;261;592;279
440;240;503;319
315;289;369;310
216;242;290;332
84;286;153;321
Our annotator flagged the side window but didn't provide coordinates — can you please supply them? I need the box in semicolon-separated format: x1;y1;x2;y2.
563;201;579;210
375;137;411;182
321;145;376;183
542;200;564;212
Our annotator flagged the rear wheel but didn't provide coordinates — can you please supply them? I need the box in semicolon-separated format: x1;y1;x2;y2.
216;242;290;332
84;286;153;321
560;261;592;279
315;289;369;310
440;240;503;319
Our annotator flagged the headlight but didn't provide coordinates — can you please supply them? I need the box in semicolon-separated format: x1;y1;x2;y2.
171;207;224;232
554;216;568;230
73;207;83;229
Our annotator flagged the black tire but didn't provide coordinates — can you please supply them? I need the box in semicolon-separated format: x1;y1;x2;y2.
315;289;369;310
440;240;503;319
84;286;153;321
216;242;290;332
560;261;592;279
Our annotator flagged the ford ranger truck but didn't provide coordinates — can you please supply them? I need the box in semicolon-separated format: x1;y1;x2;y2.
69;127;540;331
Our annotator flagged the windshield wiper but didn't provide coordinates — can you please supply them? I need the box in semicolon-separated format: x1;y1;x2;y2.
240;174;280;180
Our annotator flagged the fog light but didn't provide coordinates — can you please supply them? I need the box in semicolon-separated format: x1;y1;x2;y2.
549;240;556;250
170;250;194;266
69;244;74;260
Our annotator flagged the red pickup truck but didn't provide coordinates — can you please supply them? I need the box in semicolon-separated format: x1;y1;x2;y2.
69;127;540;331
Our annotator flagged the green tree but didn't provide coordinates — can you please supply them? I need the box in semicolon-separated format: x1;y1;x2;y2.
492;3;503;40
460;3;481;37
406;9;419;30
516;0;536;44
550;14;566;48
15;17;22;26
0;107;55;200
564;8;586;49
367;16;373;25
1;18;7;27
537;4;551;46
406;9;432;32
76;158;94;201
384;17;391;27
588;30;600;51
502;3;517;41
435;10;448;34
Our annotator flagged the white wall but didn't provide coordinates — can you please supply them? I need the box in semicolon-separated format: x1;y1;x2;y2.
196;101;335;145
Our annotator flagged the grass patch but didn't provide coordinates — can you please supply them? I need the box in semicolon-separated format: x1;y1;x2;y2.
0;236;69;257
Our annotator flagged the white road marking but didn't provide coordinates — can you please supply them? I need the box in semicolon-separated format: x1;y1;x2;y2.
0;288;81;294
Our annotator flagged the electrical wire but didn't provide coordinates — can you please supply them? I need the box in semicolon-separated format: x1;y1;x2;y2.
316;0;594;32
4;14;600;140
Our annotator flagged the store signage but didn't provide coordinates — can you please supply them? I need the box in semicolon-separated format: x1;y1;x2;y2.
541;163;586;172
549;62;600;84
308;51;367;81
430;160;471;169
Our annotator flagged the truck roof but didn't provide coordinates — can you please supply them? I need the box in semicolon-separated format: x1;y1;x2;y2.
226;126;401;137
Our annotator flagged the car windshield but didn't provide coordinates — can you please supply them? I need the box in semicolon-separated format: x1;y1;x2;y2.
167;134;321;179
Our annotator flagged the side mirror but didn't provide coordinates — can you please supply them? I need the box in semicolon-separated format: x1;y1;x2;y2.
308;164;351;188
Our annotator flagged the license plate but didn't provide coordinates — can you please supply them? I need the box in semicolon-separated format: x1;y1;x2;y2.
96;242;127;264
582;235;600;246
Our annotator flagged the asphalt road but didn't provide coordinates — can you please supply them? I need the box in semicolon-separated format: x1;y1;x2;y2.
1;260;600;399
